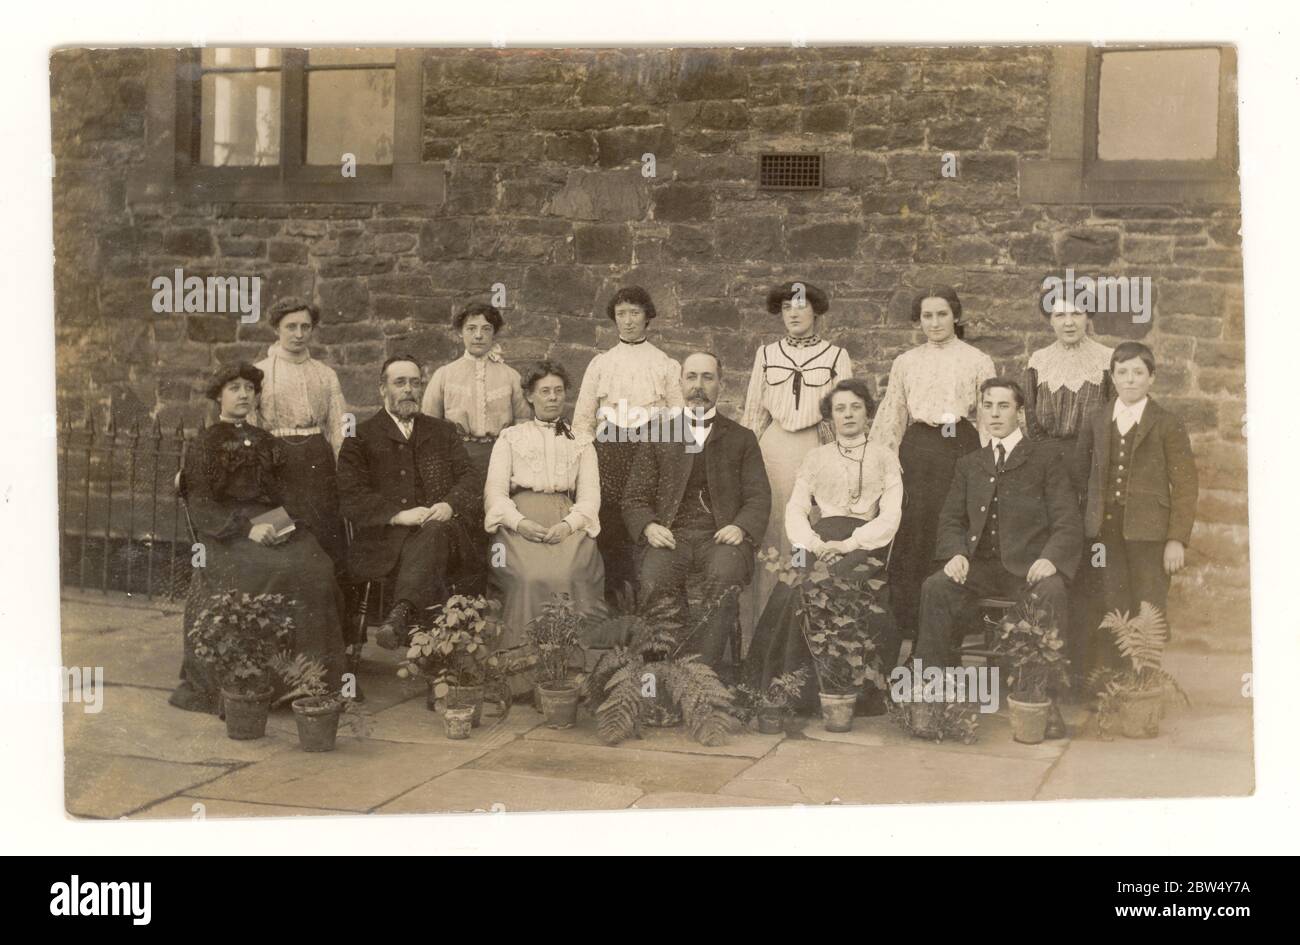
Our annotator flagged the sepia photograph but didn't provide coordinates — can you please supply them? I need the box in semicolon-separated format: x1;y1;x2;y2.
45;37;1256;823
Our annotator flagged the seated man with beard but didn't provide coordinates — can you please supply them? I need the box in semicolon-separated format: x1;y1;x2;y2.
337;355;486;649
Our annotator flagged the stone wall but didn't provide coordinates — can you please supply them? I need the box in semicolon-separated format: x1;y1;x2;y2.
50;46;1248;645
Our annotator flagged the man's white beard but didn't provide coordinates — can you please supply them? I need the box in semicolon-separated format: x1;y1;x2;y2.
392;399;419;418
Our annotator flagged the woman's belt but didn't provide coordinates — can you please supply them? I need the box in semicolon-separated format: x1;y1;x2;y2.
460;432;498;444
510;486;575;502
270;426;322;437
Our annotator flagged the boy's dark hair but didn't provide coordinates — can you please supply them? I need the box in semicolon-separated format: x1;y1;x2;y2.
979;376;1026;409
911;285;965;340
268;296;320;329
605;286;657;322
819;378;876;422
454;301;504;333
380;354;421;382
521;360;571;395
1111;341;1157;375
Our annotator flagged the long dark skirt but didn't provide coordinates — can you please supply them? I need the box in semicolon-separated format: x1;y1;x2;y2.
277;432;346;576
744;516;901;714
594;432;639;605
169;530;347;714
888;421;981;639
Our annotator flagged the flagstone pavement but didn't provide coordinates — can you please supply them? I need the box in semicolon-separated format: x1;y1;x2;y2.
58;591;1255;820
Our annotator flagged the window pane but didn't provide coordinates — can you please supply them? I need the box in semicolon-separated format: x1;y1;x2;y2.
308;48;396;66
200;73;281;166
306;69;395;165
1098;48;1220;161
201;47;281;69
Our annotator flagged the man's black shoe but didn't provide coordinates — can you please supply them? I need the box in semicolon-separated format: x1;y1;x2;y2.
375;600;415;651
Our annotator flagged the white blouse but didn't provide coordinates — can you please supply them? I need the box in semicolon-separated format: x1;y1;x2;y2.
786;438;903;555
484;420;601;538
868;337;996;452
741;339;853;440
572;340;685;437
253;344;349;456
421;350;529;438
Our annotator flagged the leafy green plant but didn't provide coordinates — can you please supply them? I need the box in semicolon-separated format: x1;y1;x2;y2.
271;652;371;739
991;596;1071;702
886;699;980;744
525;593;586;686
733;668;810;725
582;586;737;747
759;547;890;696
397;594;504;690
188;591;296;695
1087;602;1189;736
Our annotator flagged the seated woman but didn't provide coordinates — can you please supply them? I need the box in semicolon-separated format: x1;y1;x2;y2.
484;360;608;690
169;362;346;714
744;379;904;713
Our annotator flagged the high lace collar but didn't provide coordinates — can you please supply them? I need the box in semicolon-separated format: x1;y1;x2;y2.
1031;336;1113;392
616;336;649;347
924;334;960;350
218;415;252;427
784;334;823;348
835;434;867;449
268;342;311;365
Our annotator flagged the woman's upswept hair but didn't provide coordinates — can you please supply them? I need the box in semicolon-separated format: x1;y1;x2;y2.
205;361;264;402
605;286;657;322
911;285;965;339
819;377;876;423
521;359;572;396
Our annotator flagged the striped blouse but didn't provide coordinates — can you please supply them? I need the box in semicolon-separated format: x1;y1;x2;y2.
741;339;853;440
1024;337;1115;441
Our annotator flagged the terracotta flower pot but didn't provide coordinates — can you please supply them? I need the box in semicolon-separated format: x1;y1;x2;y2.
756;708;784;734
1007;695;1051;744
536;679;581;730
448;684;485;728
444;705;474;740
1119;688;1164;738
819;692;856;733
222;687;272;740
291;696;341;752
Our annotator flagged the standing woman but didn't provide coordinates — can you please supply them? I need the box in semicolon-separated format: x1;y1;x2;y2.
741;281;852;620
869;286;995;641
572;286;684;603
422;301;530;475
1024;297;1114;470
254;296;348;575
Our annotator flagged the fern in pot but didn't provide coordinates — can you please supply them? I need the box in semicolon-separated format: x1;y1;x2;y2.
188;591;295;740
991;598;1071;744
1088;603;1189;739
525;593;587;729
733;668;809;734
396;594;507;730
272;653;371;752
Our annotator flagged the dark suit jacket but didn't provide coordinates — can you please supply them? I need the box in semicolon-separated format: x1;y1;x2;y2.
336;409;483;580
621;412;771;545
935;437;1083;579
1074;397;1198;544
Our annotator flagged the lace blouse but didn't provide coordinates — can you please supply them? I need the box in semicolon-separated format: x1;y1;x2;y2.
184;421;286;542
572;340;685;437
253;344;349;456
484;420;601;537
1024;337;1115;441
741;339;852;440
422;350;530;439
868;337;996;452
785;438;903;554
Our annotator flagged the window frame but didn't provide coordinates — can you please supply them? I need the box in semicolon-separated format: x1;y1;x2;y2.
130;48;444;205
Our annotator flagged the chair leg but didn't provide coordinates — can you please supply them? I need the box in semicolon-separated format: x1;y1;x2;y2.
356;580;373;648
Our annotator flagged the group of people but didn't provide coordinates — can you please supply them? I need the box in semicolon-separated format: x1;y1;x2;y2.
169;281;1199;737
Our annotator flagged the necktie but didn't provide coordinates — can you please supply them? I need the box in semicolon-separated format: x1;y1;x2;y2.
995;443;1006;473
554;419;574;439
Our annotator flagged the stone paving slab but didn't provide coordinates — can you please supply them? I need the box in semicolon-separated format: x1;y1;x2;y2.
132;795;345;820
190;737;492;812
367;697;542;746
799;712;1070;763
64;685;296;765
1162;650;1254;708
468;739;753;795
719;739;1054;806
1036;738;1256;801
631;792;780;810
524;714;784;759
378;768;643;814
61;598;183;692
65;750;232;819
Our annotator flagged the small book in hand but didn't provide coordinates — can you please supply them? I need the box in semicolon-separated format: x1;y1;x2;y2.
249;506;296;540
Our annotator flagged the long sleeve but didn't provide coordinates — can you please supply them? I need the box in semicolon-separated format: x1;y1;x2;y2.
510;372;530;427
933;460;972;562
1039;452;1085;577
563;444;602;537
421;365;446;420
483;436;522;533
732;429;772;541
441;434;483;521
620;442;660;542
183;442;250;542
663;357;686;411
784;471;822;556
1164;415;1199;546
572;357;602;439
868;356;909;452
849;451;903;552
1072;411;1097;512
337;435;401;529
740;346;772;440
326;369;348;457
1024;366;1044;441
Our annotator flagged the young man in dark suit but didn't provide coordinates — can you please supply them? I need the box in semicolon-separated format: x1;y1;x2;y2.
1074;341;1198;671
337;355;485;649
915;378;1083;733
622;351;772;672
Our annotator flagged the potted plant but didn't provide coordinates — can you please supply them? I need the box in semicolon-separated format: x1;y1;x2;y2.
886;698;980;744
733;668;809;734
188;591;295;740
525;593;587;729
582;587;737;747
1088;602;1189;739
397;594;507;730
761;549;892;733
272;653;371;752
991;598;1071;744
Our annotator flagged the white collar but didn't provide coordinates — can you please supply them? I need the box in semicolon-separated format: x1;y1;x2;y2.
1113;397;1149;420
835;434;867;448
990;428;1024;455
685;406;717;423
385;407;415;430
461;345;503;364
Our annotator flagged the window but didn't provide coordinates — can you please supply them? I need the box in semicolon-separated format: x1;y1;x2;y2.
1022;44;1238;204
131;47;441;204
